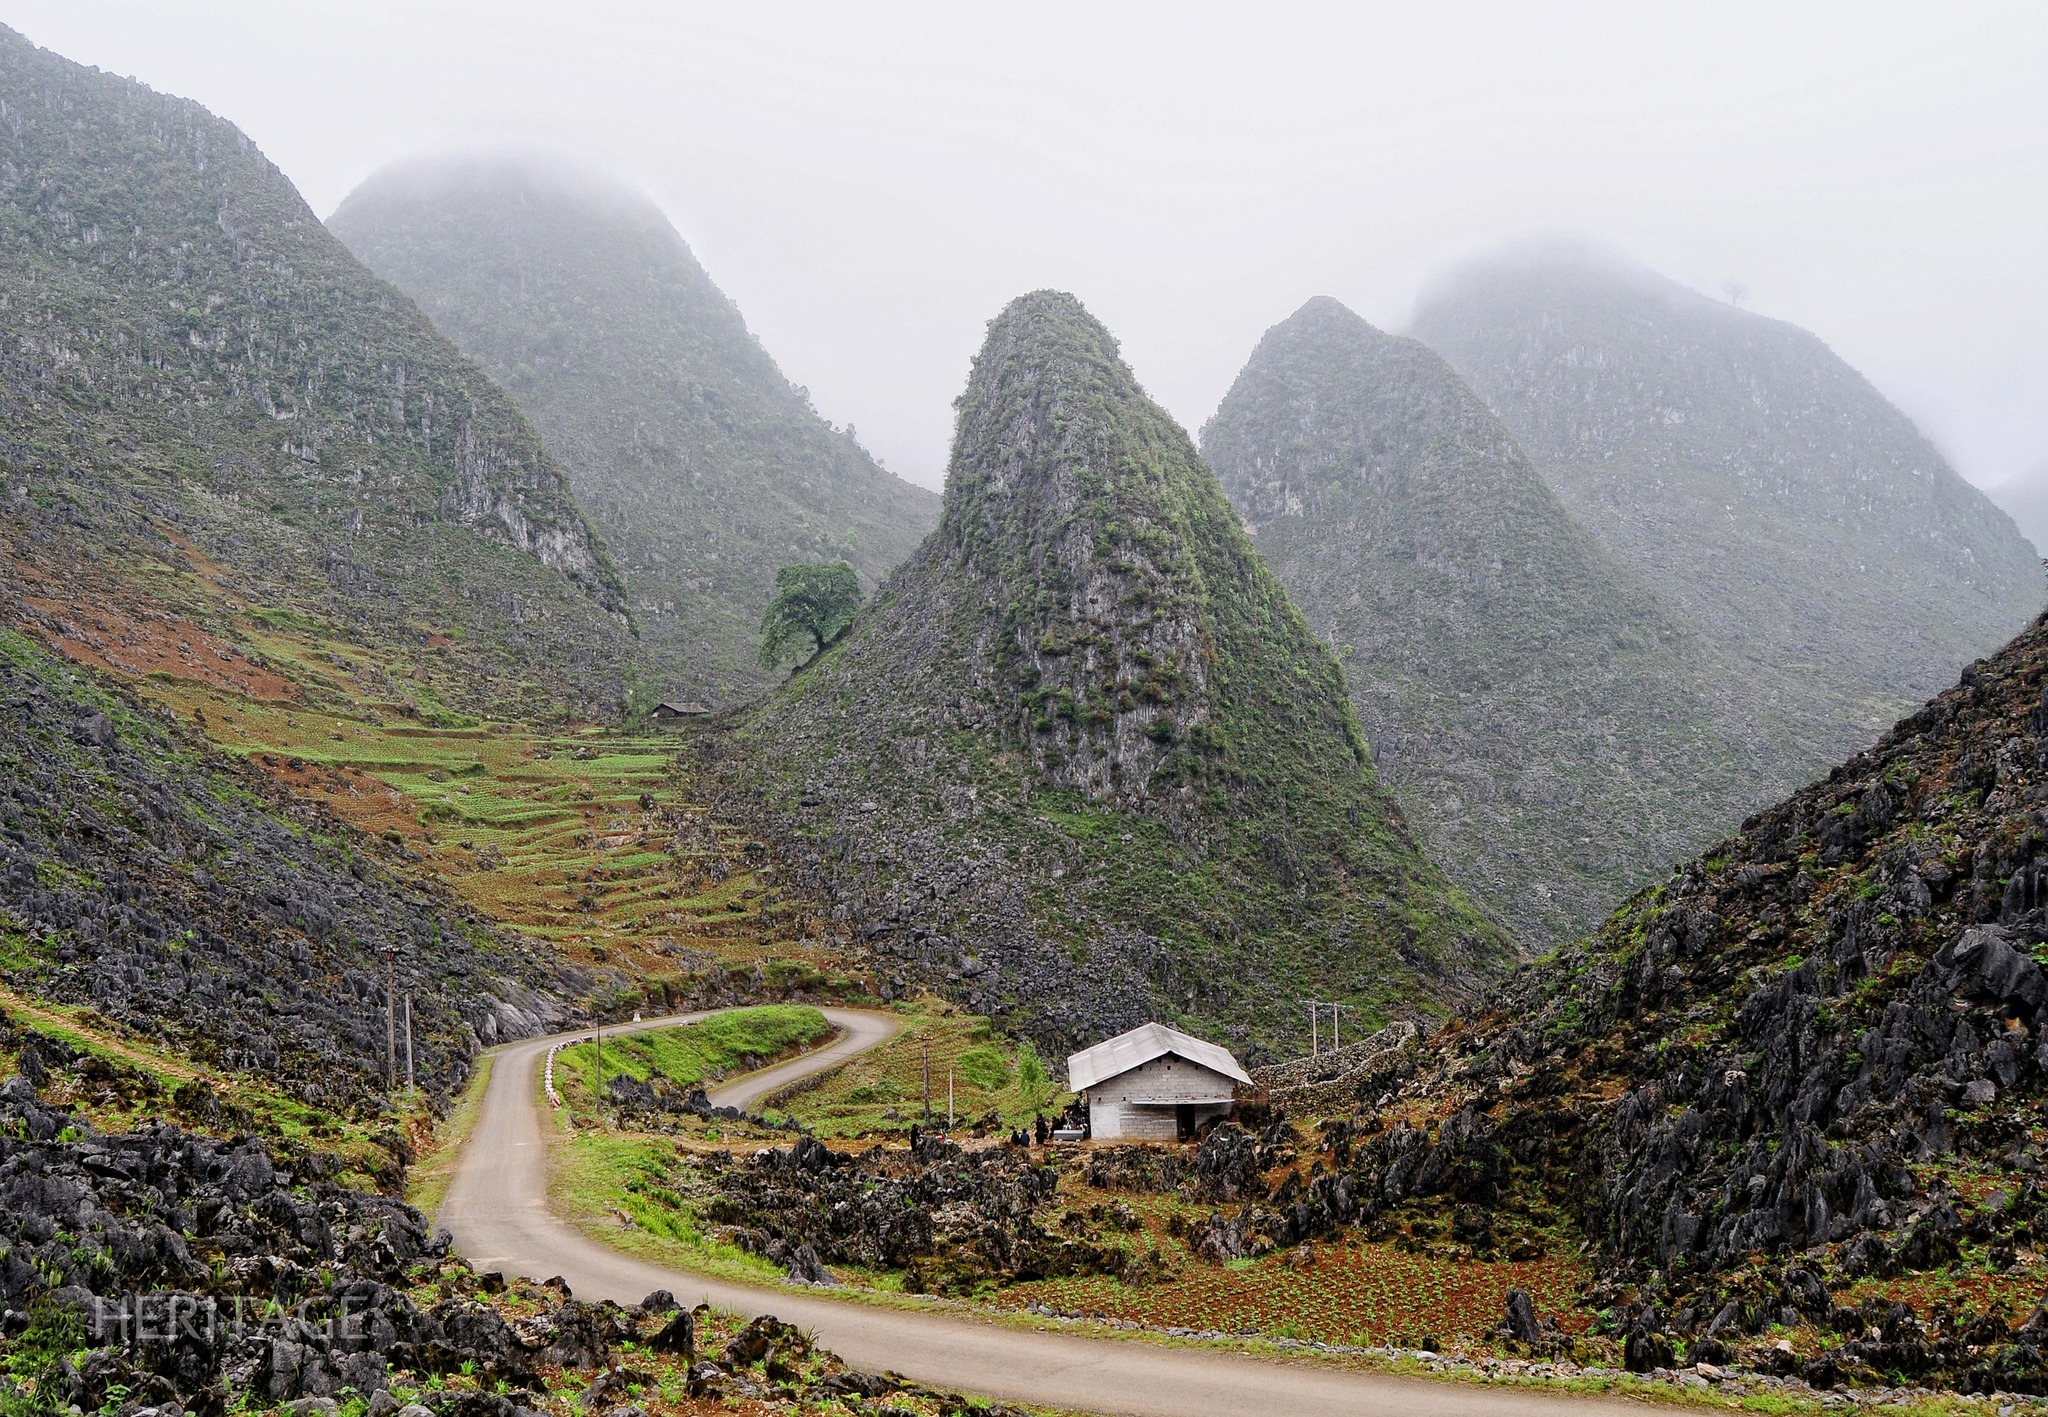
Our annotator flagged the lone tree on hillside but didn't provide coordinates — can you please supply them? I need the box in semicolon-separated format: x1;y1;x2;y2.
759;560;864;668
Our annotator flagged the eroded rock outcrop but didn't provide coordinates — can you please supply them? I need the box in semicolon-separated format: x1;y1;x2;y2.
1213;610;2048;1387
0;631;580;1110
724;291;1510;1054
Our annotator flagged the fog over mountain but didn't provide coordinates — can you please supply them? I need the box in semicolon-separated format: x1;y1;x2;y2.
9;13;2048;1403
5;3;2042;495
1989;464;2048;558
1203;296;1780;947
1413;243;2043;763
330;152;939;702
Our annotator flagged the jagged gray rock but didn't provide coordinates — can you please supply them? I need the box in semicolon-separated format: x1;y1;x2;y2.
0;630;581;1109
723;290;1509;1056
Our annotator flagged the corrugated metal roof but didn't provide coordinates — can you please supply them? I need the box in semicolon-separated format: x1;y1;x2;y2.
1066;1022;1252;1093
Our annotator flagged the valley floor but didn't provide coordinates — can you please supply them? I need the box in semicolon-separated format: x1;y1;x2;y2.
10;548;2048;1416
451;1009;2048;1416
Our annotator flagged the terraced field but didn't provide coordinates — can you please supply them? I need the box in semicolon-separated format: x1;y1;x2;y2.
12;566;853;984
163;692;829;975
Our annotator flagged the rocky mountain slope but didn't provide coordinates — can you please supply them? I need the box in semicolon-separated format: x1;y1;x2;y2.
0;626;581;1112
721;291;1511;1055
1990;463;2048;557
1204;609;2048;1387
1203;297;1789;945
1412;244;2043;777
0;1044;995;1417
0;27;631;714
330;153;941;704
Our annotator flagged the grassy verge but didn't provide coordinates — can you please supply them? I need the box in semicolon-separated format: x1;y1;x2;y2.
552;1005;832;1114
552;1127;792;1286
768;996;1067;1137
407;1049;497;1220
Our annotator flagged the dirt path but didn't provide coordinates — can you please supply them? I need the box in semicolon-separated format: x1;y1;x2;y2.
442;1009;1642;1417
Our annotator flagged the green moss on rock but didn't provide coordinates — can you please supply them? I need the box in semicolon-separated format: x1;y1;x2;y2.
724;291;1511;1056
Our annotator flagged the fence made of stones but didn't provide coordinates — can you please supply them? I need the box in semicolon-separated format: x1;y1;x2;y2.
1252;1022;1420;1116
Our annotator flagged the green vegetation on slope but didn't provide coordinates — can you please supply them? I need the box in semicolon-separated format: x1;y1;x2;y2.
553;1004;831;1111
769;999;1067;1138
329;153;940;703
1202;296;1792;945
0;624;581;1113
0;991;432;1191
0;27;632;714
723;291;1511;1057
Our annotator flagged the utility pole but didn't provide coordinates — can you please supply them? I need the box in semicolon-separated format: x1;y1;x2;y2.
381;945;397;1089
948;1067;954;1129
595;1024;605;1102
1332;1003;1341;1052
1305;999;1320;1056
922;1038;932;1123
404;996;415;1092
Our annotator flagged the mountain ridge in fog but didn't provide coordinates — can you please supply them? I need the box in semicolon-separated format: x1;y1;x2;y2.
1202;293;1790;948
1411;240;2042;774
330;150;940;703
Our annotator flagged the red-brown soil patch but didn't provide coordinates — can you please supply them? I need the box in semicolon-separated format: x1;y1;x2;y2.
18;589;296;700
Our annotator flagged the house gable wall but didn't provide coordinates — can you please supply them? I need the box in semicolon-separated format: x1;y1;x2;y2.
1084;1055;1236;1140
1087;1054;1235;1104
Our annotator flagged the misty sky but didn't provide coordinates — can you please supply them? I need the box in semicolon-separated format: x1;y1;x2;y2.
7;1;2046;493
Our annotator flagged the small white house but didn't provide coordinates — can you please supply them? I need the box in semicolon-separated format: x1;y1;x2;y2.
1066;1022;1251;1141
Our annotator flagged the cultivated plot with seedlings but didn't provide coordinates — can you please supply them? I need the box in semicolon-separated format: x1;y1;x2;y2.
11;569;866;999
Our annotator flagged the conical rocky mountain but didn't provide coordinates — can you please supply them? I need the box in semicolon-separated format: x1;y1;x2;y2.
1202;297;1791;945
725;291;1511;1054
330;153;941;702
1411;243;2043;767
0;27;631;711
1244;609;2048;1386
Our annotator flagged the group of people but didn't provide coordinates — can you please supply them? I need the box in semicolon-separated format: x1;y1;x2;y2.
907;1110;1083;1152
1003;1122;1048;1154
1006;1113;1065;1147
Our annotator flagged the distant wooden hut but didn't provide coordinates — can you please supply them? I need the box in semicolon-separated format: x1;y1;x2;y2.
1066;1022;1250;1141
647;700;711;724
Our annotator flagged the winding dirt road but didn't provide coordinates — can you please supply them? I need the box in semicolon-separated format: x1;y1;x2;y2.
442;1009;1640;1417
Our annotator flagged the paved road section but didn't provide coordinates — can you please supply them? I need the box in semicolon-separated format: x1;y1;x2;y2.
443;1009;1642;1417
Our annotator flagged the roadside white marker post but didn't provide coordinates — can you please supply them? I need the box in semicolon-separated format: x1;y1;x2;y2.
382;944;398;1089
